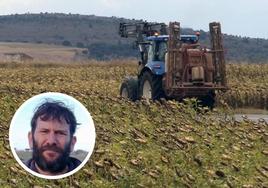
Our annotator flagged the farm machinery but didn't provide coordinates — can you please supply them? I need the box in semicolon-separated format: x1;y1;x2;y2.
119;21;227;108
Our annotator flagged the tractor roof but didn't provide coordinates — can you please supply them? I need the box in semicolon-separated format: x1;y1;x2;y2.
146;34;198;43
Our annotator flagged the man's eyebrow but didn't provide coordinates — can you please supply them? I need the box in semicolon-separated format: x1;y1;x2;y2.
55;129;68;133
38;128;68;132
38;128;49;131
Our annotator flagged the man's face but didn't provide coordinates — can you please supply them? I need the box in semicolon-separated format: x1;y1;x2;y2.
28;117;76;174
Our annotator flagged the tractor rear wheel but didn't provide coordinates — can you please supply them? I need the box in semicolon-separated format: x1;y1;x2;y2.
139;71;164;100
199;91;216;109
120;77;138;101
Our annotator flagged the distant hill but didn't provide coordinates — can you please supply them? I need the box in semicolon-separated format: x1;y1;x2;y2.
0;42;88;62
0;13;267;62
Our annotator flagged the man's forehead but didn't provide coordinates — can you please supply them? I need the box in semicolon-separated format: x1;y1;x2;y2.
36;117;70;131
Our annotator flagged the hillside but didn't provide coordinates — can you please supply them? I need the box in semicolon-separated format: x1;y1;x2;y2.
0;13;267;61
0;42;88;62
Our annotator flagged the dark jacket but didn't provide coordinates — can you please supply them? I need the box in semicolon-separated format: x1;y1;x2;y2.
24;157;82;174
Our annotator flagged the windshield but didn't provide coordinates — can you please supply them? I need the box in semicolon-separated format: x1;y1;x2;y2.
158;41;167;61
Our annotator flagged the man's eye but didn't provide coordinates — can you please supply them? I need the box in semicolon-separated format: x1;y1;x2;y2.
57;132;67;135
40;130;49;133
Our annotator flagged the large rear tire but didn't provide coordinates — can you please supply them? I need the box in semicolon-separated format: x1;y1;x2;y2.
139;71;164;100
199;91;216;109
120;77;138;101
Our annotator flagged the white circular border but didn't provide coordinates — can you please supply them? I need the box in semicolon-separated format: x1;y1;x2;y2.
9;92;96;179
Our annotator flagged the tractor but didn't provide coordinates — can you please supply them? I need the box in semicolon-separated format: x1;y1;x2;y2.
119;21;227;108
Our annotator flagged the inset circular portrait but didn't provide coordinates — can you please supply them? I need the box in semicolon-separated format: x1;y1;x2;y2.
9;92;96;179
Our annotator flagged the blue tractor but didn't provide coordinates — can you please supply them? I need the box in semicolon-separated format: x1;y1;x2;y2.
119;21;227;108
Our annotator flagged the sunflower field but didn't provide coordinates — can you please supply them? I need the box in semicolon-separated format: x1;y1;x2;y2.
0;60;267;187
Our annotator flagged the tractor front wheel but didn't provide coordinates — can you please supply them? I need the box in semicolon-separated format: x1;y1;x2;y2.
120;77;138;101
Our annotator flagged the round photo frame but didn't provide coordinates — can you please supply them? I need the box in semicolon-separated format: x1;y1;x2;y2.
9;92;96;179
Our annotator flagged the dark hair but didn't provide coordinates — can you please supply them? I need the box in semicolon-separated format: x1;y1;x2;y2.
31;101;77;136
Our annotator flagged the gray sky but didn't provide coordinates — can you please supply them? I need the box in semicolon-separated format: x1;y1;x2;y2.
0;0;267;39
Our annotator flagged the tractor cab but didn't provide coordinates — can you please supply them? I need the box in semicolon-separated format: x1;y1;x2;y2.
140;34;200;75
145;34;199;61
146;35;168;62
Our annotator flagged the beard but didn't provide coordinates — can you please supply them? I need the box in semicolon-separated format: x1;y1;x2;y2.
32;139;72;173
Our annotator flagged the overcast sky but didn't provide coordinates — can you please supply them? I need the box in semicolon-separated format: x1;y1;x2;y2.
0;0;267;39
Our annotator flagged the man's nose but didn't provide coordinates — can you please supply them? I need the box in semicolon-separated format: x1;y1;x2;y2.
46;132;57;145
